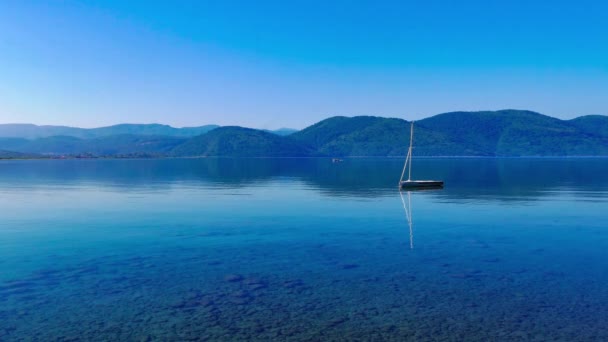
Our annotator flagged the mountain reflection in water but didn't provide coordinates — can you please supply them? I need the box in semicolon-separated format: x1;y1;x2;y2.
1;157;607;202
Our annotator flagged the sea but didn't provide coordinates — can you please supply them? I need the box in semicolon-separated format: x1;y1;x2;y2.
1;157;607;341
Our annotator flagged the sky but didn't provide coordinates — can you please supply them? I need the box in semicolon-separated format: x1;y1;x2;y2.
0;0;607;129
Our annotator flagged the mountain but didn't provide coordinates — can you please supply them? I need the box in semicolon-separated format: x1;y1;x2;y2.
0;134;186;156
0;123;219;139
264;128;299;136
0;137;30;151
84;124;219;138
17;136;84;155
0;124;83;140
417;110;608;156
0;150;41;159
568;115;608;139
1;110;607;157
291;116;462;156
291;116;405;156
171;126;312;157
83;135;187;155
290;110;608;157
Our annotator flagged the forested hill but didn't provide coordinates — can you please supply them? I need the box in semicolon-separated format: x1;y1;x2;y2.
1;110;607;157
171;127;312;157
0;123;219;139
289;110;608;156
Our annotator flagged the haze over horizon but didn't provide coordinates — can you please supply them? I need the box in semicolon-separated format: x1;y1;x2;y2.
1;1;607;129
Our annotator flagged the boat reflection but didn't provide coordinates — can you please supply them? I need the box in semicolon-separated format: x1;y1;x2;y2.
400;186;444;249
400;190;414;249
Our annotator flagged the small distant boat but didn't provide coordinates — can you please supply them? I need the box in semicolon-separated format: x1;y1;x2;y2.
332;158;343;163
399;122;444;189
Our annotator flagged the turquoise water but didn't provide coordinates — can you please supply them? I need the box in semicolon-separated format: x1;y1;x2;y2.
1;158;608;341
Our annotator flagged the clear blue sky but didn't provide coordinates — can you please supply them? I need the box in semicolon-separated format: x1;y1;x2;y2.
1;0;606;129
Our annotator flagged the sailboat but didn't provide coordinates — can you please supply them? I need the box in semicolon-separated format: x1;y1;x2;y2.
399;122;444;189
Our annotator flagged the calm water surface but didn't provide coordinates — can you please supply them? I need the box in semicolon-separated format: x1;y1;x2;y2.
1;158;608;341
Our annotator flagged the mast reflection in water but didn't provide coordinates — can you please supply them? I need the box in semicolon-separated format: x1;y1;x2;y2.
399;186;444;249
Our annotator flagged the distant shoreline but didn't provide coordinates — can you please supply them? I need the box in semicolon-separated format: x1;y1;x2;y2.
2;111;608;158
3;155;608;161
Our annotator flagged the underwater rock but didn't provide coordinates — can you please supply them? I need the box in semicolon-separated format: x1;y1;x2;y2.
199;299;215;307
138;335;152;342
171;295;215;309
170;300;189;309
341;264;360;270
30;269;62;279
482;258;500;263
242;277;264;285
282;279;303;288
224;274;244;282
72;266;99;275
185;291;203;300
543;271;564;278
0;287;34;296
1;280;36;290
248;283;267;291
229;297;252;305
449;273;472;279
466;239;490;249
232;290;249;298
327;316;348;327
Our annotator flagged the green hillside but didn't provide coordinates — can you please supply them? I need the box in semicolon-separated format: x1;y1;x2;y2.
0;150;42;159
291;116;471;156
0;123;218;139
87;124;219;138
83;135;186;155
568;115;608;139
0;138;30;151
14;136;84;154
418;110;608;156
1;110;607;157
290;116;383;149
171;126;312;157
0;135;185;156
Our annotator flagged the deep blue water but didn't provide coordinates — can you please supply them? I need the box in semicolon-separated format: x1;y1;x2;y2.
1;158;608;341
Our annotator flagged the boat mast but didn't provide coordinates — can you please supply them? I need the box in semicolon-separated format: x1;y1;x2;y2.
399;121;414;183
408;121;414;181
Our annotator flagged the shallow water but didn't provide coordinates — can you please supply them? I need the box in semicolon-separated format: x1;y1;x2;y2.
1;158;608;341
